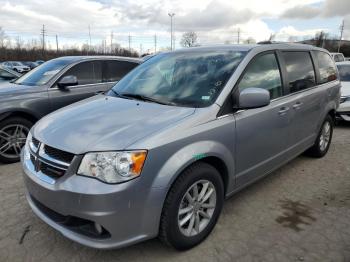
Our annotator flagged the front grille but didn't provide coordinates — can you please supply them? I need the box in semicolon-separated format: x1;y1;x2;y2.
44;145;75;164
29;137;75;181
32;137;40;148
39;161;66;178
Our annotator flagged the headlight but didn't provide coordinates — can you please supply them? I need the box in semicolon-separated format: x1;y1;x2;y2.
77;151;147;184
23;133;32;161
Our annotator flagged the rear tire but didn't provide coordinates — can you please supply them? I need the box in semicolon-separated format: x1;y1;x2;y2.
0;117;33;164
305;115;333;158
159;162;224;250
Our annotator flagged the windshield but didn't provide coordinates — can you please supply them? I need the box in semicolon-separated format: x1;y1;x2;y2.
337;65;350;82
110;50;247;107
15;59;72;86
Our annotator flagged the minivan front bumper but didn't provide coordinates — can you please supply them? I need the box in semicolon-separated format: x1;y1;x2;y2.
337;100;350;121
21;151;165;249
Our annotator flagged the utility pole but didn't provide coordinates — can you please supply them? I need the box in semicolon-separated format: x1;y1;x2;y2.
55;34;58;53
168;13;175;50
154;34;157;53
128;34;131;52
140;43;142;57
41;24;46;55
110;31;113;53
237;28;241;44
338;20;345;53
88;25;92;55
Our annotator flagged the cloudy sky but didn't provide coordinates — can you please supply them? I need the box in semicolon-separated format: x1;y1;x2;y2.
0;0;349;53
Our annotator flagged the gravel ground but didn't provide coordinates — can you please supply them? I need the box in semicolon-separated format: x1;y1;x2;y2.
0;123;350;262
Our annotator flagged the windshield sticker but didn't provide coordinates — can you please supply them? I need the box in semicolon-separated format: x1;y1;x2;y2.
43;69;60;76
201;96;210;100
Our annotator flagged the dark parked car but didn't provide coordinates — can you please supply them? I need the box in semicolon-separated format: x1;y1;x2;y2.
0;56;141;163
0;66;21;83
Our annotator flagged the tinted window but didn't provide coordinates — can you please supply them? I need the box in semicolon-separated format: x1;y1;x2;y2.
62;61;102;85
337;65;350;82
238;53;282;100
316;52;337;84
111;51;246;107
283;52;316;93
104;61;138;82
15;59;72;86
334;54;344;62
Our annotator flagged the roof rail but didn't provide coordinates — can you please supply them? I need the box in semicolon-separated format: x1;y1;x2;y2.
257;41;287;45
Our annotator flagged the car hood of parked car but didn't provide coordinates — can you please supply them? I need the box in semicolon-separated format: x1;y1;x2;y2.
341;81;350;97
32;95;196;154
0;82;34;95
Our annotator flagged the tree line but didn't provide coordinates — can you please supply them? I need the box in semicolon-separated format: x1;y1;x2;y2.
0;27;138;62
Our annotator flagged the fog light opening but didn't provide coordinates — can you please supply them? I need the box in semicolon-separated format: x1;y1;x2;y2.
94;222;103;235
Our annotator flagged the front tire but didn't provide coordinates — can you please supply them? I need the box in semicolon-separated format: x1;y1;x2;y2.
305;115;333;158
159;162;224;250
0;117;33;163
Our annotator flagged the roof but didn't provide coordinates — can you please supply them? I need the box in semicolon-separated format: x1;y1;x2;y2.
51;56;142;63
169;43;326;54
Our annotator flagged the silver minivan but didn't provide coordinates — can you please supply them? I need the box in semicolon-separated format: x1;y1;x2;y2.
21;44;340;250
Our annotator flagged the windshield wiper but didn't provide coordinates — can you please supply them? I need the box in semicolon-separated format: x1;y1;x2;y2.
120;93;177;106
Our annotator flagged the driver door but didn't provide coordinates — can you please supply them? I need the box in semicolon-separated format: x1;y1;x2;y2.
234;52;292;186
48;60;107;112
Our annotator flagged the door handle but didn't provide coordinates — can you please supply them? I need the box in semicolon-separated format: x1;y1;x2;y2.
292;102;303;110
278;107;290;116
95;91;105;95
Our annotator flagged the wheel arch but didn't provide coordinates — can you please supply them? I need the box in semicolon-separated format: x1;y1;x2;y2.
0;110;38;124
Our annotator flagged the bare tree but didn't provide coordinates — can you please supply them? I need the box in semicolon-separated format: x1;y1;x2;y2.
244;37;256;44
180;31;198;47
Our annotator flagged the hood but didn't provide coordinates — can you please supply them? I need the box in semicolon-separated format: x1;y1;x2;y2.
33;95;196;154
341;81;350;97
0;82;34;95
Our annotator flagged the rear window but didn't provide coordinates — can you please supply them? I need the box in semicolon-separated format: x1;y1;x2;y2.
282;51;316;93
104;61;138;82
334;54;345;62
315;52;337;84
337;65;350;82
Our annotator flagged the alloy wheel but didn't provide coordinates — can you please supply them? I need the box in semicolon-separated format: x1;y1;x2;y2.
178;180;217;237
0;124;29;160
319;121;331;152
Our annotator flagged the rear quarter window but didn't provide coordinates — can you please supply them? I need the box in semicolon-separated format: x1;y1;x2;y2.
315;52;337;84
104;61;139;82
282;51;316;93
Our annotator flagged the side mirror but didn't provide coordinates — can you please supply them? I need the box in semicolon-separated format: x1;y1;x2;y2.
57;75;78;88
238;87;270;109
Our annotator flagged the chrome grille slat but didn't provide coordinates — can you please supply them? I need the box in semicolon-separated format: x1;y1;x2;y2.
30;137;75;180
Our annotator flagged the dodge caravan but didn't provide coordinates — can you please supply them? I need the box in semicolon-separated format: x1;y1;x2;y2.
22;44;340;250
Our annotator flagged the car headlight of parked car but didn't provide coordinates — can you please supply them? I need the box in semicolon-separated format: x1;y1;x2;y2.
77;151;147;183
340;96;350;104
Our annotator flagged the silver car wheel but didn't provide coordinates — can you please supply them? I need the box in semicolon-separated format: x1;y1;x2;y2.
319;121;331;152
0;124;29;159
178;180;217;237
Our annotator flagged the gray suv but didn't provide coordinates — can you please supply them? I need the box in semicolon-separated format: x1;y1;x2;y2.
0;56;140;163
21;44;340;250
